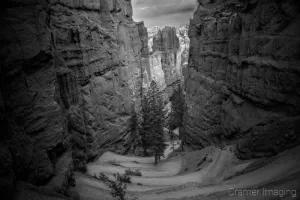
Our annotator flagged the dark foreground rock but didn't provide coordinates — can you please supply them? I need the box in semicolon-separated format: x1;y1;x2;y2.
0;0;149;198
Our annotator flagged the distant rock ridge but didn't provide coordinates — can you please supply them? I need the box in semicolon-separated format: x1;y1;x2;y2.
152;27;180;52
148;25;189;54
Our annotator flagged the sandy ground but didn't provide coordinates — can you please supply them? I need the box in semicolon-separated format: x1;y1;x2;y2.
138;145;300;200
76;144;300;200
87;141;182;181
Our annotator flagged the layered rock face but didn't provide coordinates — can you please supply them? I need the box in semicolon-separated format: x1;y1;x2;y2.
0;0;147;198
147;26;162;53
176;25;190;68
150;27;180;103
184;0;300;158
152;27;180;52
147;26;189;117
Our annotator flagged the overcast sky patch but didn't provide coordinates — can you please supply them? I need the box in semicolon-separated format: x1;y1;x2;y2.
132;0;198;28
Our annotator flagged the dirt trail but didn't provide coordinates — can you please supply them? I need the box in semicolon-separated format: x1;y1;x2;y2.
76;145;300;200
139;145;300;199
87;141;183;181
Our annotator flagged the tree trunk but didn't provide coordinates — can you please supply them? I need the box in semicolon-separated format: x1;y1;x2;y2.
154;155;158;165
132;142;136;155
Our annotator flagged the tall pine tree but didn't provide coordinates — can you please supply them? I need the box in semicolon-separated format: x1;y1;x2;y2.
141;81;167;164
149;81;166;164
130;105;140;154
169;84;185;150
169;84;184;130
140;93;152;156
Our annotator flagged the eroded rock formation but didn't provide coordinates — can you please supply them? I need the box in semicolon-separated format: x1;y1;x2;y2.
183;0;300;158
146;26;189;119
0;0;148;198
176;25;190;68
150;27;181;105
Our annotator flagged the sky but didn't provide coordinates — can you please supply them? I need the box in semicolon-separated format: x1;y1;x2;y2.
131;0;198;28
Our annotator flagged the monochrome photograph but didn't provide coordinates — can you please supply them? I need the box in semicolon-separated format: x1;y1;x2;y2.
0;0;299;199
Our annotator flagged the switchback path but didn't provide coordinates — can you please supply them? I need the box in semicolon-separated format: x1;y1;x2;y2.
76;144;300;200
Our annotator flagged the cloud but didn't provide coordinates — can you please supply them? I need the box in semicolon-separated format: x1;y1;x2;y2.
136;3;195;18
132;0;198;27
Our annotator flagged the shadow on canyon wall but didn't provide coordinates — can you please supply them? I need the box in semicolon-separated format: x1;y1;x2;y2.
0;0;299;200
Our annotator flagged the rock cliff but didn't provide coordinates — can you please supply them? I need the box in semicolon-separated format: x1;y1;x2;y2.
183;0;300;158
148;25;190;64
176;25;190;68
148;26;162;53
150;27;180;106
147;26;189;118
0;0;148;198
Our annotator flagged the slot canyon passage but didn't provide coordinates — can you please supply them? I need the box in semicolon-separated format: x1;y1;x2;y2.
0;0;300;200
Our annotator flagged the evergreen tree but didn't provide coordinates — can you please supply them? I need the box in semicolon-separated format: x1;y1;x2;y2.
169;84;184;130
130;106;140;154
168;128;175;148
149;81;166;164
169;84;185;150
140;92;151;156
180;98;188;151
140;80;167;164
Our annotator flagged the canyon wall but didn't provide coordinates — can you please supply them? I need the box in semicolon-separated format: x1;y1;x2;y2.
176;25;190;69
183;0;300;158
150;27;181;106
147;26;189;118
0;0;148;199
148;25;190;72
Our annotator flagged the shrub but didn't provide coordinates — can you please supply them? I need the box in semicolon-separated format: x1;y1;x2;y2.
115;173;131;183
124;169;142;176
95;172;139;200
98;173;127;200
